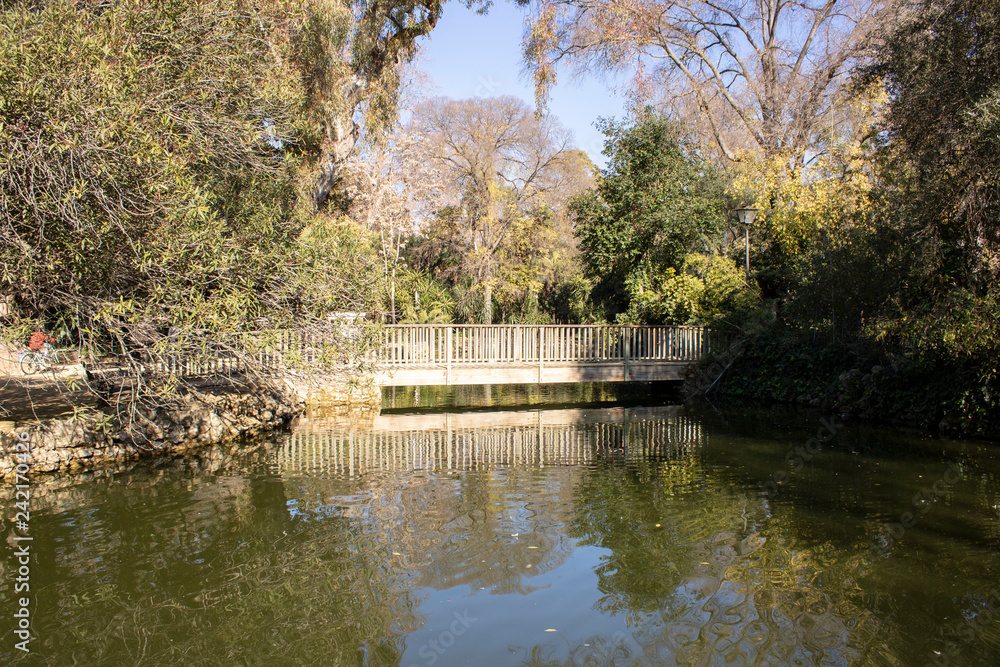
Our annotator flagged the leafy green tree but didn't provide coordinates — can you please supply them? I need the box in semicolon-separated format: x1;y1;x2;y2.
0;0;455;327
0;0;434;416
571;111;729;320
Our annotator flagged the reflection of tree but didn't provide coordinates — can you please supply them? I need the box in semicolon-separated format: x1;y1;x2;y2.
512;631;635;666
3;456;417;666
289;464;580;597
569;457;882;665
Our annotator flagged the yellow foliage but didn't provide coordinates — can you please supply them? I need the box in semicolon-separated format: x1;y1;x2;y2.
729;82;888;253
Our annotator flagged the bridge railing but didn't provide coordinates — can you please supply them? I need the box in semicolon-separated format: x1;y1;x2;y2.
87;324;710;384
378;325;708;366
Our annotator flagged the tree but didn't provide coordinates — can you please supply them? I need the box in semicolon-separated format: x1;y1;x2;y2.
308;0;457;210
523;0;903;165
403;95;579;322
863;0;1000;294
337;107;452;322
571;111;729;320
0;0;390;416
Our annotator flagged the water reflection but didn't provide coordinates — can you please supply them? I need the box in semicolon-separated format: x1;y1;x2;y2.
2;403;999;666
280;407;702;476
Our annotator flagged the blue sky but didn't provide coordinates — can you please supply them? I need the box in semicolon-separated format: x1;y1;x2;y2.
415;2;630;167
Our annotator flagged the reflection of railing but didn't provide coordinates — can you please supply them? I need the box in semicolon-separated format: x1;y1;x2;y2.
277;408;703;476
379;325;709;366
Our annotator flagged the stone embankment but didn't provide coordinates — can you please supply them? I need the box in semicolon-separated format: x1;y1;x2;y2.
0;372;382;480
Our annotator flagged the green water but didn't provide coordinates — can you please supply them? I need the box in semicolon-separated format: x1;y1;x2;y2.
2;388;1000;666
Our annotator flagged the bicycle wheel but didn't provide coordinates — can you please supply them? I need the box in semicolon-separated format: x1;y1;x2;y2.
20;354;39;375
35;353;52;373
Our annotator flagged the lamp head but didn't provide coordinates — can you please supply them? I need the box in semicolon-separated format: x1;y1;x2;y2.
736;207;757;226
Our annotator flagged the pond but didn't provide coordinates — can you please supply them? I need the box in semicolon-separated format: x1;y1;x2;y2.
2;384;1000;666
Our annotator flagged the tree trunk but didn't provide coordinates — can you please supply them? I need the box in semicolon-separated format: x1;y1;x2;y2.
312;111;360;210
483;280;493;324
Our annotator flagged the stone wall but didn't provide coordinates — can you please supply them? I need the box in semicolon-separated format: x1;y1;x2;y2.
0;372;383;479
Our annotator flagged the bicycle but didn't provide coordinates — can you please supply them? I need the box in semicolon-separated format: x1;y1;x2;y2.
19;341;61;375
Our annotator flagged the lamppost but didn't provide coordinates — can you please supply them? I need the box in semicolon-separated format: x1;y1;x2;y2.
735;207;757;283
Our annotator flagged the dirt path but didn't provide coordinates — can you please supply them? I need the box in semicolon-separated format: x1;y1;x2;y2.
0;342;97;429
0;370;97;430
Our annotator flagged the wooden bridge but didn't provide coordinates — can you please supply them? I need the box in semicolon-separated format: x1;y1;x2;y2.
87;324;711;390
376;324;709;387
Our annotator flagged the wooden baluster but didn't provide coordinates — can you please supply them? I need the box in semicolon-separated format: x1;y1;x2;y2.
538;327;544;382
446;326;452;383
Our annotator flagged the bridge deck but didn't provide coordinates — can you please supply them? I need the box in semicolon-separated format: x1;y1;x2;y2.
377;360;690;386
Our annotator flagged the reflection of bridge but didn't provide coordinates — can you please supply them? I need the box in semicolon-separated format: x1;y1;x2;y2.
277;407;703;476
377;325;710;386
